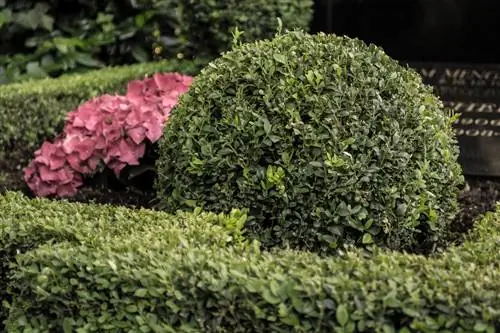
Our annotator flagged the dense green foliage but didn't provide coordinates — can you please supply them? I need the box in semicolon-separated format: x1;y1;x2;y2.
0;191;247;331
155;30;464;254
177;0;314;56
1;192;498;332
0;0;182;84
0;58;206;162
0;12;492;331
0;0;314;83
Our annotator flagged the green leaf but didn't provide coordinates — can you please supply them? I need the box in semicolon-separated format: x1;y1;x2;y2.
126;304;138;313
309;161;323;168
25;61;47;79
396;203;407;216
383;324;395;333
131;45;150;63
280;312;300;326
337;202;349;217
270;280;280;295
269;135;281;143
75;53;104;68
166;300;180;313
40;14;54;31
160;36;180;47
134;13;146;28
63;318;72;333
333;63;342;76
40;54;55;68
336;304;349;326
262;289;281;304
0;8;12;29
262;117;271;135
473;322;489;332
134;288;148;297
273;53;287;64
305;70;315;85
362;233;372;244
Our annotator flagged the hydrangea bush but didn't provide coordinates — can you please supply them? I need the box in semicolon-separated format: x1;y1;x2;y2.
24;73;193;197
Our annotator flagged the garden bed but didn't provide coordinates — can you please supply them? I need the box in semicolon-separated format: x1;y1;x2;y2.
0;157;156;208
2;58;497;243
2;151;500;242
0;57;499;332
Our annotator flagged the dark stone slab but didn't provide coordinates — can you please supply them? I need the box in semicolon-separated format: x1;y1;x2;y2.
456;137;500;176
407;62;500;176
409;62;500;102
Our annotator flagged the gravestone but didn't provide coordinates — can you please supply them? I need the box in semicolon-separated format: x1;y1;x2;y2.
312;0;500;176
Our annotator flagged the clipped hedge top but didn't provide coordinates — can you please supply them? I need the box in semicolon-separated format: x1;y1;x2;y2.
0;191;246;330
0;191;245;252
155;30;464;254
0;58;207;160
3;191;499;332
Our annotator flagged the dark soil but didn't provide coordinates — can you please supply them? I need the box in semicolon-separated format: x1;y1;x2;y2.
1;156;500;244
0;161;158;209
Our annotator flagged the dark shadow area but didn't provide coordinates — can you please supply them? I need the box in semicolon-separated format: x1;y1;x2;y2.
311;0;500;63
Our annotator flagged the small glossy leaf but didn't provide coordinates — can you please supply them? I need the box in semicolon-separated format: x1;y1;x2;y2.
62;318;72;333
134;288;148;297
362;233;372;244
273;53;287;64
336;304;349;326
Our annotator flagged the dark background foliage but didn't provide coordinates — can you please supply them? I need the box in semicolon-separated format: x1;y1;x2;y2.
0;0;314;84
177;0;313;57
0;0;182;84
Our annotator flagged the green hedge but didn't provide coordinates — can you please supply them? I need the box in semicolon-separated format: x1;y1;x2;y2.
2;192;499;332
154;30;464;255
0;191;247;331
0;58;207;161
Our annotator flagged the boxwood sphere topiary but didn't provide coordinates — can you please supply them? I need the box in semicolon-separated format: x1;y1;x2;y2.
177;0;314;56
155;30;464;254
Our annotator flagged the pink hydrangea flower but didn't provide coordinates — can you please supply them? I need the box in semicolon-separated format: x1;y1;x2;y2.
24;140;83;197
24;72;193;198
126;72;193;107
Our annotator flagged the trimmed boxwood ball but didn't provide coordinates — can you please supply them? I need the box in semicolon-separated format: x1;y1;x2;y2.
178;0;314;56
155;30;464;254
